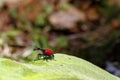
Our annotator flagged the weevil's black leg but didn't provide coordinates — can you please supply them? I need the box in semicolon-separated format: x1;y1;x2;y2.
52;55;56;61
38;53;43;60
52;55;54;59
43;56;48;62
44;55;52;61
44;55;54;61
49;55;54;60
34;53;43;61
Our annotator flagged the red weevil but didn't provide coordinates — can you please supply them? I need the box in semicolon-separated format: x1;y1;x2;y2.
33;48;54;61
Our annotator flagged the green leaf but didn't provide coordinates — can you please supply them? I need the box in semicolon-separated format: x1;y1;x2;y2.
0;54;119;80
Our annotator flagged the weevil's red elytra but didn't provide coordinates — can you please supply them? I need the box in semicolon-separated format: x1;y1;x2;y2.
45;49;53;55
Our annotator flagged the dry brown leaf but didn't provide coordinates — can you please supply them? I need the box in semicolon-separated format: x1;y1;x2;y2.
108;0;120;7
112;20;120;30
18;0;43;21
0;11;12;31
87;8;99;21
1;0;31;8
49;6;86;32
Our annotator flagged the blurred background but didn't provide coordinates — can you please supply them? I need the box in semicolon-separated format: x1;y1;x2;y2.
0;0;120;76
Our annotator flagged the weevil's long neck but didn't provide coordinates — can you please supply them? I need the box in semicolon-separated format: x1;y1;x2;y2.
33;48;44;51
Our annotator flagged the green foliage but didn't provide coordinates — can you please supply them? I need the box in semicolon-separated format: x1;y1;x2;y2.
56;36;68;47
1;30;22;38
101;0;108;7
59;3;71;10
0;54;119;80
35;14;46;26
100;6;119;17
25;7;32;12
0;1;4;8
18;14;27;23
9;8;18;18
0;38;4;46
117;15;120;21
44;6;53;14
113;29;120;37
39;36;49;48
37;36;53;49
100;0;120;18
